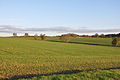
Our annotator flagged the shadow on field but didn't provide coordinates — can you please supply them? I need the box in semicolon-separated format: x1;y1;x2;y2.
48;40;110;46
69;42;110;47
1;67;120;80
48;40;120;47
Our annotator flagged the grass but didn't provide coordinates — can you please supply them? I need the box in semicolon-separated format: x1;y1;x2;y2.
18;69;120;80
0;37;120;79
47;37;113;46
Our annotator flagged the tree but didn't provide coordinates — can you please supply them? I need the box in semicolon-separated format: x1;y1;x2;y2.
100;34;105;38
117;33;120;37
13;33;17;37
94;33;99;37
60;35;70;42
112;37;120;46
34;34;38;40
40;34;46;40
24;33;29;37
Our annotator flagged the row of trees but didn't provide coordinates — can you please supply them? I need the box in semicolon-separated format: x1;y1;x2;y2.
59;33;106;39
13;33;29;37
80;33;106;38
13;33;46;40
59;33;120;46
13;33;120;46
60;33;79;42
13;33;120;38
105;33;120;38
81;33;120;38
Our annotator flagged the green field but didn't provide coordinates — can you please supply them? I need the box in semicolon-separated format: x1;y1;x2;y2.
47;37;113;46
19;69;120;80
0;37;120;80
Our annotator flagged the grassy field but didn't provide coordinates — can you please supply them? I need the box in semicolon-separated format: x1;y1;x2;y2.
47;37;113;46
0;37;120;80
19;69;120;80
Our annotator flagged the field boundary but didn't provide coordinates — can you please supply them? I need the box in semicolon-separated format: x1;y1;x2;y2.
1;67;120;80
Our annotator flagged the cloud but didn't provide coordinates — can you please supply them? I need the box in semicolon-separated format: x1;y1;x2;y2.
0;25;120;34
0;25;23;32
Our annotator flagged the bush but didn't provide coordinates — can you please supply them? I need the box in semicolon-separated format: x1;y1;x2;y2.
112;37;120;46
60;35;70;43
34;34;38;40
40;34;46;40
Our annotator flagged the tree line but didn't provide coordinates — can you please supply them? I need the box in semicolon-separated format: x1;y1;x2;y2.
13;33;46;40
13;33;120;46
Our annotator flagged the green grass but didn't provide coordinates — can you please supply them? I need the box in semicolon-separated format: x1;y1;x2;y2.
0;37;120;79
47;37;113;46
19;69;120;80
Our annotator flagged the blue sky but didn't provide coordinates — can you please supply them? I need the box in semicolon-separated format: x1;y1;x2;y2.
0;0;120;36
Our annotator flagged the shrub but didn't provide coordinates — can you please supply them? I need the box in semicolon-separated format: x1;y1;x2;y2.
112;37;120;46
60;35;70;42
34;34;38;40
40;34;46;40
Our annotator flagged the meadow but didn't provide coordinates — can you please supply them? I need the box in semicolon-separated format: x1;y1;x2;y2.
19;69;120;80
0;37;120;80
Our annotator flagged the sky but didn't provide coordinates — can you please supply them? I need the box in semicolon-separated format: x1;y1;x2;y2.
0;0;120;36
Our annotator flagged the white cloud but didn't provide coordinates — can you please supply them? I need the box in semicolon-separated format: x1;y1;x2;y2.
0;25;120;35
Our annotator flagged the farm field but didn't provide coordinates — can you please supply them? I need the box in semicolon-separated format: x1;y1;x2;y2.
19;69;120;80
46;37;113;46
0;37;120;80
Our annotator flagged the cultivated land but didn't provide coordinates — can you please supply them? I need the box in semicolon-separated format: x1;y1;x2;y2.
19;69;120;80
0;37;120;80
